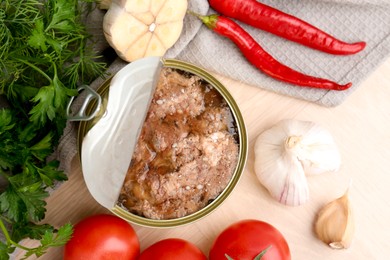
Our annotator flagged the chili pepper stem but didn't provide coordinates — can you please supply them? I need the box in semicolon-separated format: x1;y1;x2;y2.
187;10;218;30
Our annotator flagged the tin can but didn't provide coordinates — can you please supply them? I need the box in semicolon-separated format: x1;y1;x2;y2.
78;57;248;227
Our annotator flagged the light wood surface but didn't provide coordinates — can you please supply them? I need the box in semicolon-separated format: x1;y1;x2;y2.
18;57;390;260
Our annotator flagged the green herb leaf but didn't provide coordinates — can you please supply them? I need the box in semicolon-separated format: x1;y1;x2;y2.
0;241;13;260
45;0;77;32
23;223;73;258
18;184;48;223
37;161;67;187
29;133;54;161
11;222;53;242
0;0;106;258
28;19;48;52
0;109;15;133
0;187;23;222
29;86;56;125
2;176;48;223
0;110;21;170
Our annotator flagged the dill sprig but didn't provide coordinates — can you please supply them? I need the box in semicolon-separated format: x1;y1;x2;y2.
0;0;106;132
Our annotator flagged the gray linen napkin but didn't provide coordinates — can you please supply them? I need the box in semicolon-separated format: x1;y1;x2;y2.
56;0;390;174
86;0;390;108
177;0;390;107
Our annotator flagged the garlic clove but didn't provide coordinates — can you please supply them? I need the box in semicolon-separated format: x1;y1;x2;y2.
132;12;156;25
314;188;354;249
272;153;309;206
298;124;341;175
154;22;184;48
150;0;167;16
104;9;148;55
124;33;154;61
123;0;150;13
254;119;341;206
155;0;187;24
145;34;166;57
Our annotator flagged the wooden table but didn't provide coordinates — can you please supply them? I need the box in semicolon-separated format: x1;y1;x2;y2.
18;57;390;260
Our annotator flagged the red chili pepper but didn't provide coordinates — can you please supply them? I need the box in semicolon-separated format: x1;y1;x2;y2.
192;13;352;91
209;0;366;55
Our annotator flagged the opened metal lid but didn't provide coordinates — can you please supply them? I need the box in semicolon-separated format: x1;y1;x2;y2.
81;56;162;209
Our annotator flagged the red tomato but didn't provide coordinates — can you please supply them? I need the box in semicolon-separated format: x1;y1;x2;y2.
63;214;140;260
209;219;291;260
139;238;207;260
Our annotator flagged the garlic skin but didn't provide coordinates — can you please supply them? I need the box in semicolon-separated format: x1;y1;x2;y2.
314;189;354;249
254;119;341;206
103;0;187;62
98;0;112;9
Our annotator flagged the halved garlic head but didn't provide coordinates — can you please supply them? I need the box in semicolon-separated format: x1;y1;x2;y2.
103;0;187;62
254;119;341;206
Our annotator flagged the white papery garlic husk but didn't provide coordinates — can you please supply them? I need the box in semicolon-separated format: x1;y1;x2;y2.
254;119;341;206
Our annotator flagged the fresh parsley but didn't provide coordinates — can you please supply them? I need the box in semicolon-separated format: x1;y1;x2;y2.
0;0;107;258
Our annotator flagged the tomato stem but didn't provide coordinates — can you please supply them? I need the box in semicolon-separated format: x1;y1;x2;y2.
254;245;272;260
225;253;234;260
224;245;272;260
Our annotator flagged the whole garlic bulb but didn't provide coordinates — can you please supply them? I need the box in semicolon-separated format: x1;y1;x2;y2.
254;119;341;206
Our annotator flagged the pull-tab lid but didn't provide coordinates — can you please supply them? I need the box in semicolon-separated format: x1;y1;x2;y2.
81;56;163;209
